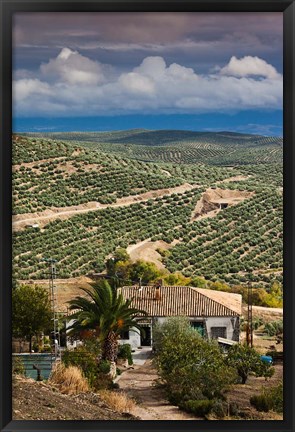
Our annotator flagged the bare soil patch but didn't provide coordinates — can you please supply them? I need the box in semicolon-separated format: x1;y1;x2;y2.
242;305;283;323
226;364;283;420
127;239;179;271
23;276;93;312
219;175;251;183
190;188;254;222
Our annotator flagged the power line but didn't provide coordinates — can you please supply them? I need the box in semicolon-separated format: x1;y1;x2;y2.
42;258;60;358
246;282;253;348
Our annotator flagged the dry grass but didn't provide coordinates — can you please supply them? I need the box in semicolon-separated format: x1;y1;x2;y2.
49;362;90;395
99;390;136;413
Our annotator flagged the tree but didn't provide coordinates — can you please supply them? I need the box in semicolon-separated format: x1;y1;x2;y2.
226;343;274;384
129;260;162;284
67;280;146;362
153;317;237;403
12;284;52;352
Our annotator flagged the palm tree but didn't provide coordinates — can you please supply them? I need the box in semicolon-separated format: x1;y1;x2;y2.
67;280;146;362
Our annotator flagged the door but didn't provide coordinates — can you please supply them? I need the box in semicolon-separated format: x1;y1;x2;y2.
140;326;151;346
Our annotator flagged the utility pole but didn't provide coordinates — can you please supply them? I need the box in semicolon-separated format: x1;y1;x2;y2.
42;258;60;358
246;282;253;348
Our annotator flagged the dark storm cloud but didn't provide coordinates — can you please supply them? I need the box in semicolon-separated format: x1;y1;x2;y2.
13;12;283;73
12;12;283;118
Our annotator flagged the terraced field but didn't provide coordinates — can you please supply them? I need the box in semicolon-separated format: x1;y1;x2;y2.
12;131;283;287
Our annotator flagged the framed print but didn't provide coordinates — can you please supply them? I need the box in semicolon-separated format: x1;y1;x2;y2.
1;1;294;432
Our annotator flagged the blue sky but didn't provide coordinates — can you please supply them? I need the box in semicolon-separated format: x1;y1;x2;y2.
13;12;283;136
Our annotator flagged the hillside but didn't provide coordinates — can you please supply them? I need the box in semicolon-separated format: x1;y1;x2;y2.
12;375;136;420
12;131;283;287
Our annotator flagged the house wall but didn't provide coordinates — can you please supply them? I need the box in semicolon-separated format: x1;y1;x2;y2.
119;329;141;350
65;318;84;349
205;316;240;341
66;315;240;351
151;316;240;343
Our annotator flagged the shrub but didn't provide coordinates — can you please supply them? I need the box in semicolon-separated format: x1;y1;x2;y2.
99;359;111;374
264;320;283;337
92;372;114;390
179;399;213;417
49;362;89;394
12;356;25;376
99;390;135;413
250;382;283;413
62;345;99;388
229;402;239;416
40;344;52;353
117;344;133;365
210;399;227;418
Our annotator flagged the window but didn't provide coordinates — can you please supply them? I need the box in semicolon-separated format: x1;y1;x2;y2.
120;330;129;340
211;327;227;339
191;321;205;337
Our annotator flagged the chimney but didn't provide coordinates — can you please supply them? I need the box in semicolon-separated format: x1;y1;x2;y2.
154;287;161;300
154;279;162;300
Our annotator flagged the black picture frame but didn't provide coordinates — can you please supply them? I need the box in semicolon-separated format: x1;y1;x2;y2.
0;1;294;431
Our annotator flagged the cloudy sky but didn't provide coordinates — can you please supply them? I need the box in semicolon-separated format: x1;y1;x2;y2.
13;12;283;135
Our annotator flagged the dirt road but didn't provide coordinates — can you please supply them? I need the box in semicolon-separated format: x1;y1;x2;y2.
12;183;194;231
117;355;201;420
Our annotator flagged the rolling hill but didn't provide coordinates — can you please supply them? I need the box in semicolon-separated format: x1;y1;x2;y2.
12;131;283;288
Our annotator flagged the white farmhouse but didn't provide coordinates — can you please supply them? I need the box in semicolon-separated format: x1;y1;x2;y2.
118;285;242;349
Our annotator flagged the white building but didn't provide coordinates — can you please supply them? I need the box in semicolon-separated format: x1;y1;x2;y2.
118;285;242;349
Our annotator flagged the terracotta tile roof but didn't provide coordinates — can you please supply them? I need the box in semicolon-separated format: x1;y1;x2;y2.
119;286;241;317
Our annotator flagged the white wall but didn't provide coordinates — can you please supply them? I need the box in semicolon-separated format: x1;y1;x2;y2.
205;317;239;340
119;328;141;350
149;316;239;342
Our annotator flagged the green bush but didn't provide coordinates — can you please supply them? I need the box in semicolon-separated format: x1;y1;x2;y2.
92;372;114;390
117;344;133;365
250;382;283;413
12;356;26;376
210;399;227;418
179;399;213;416
62;346;99;388
98;359;111;374
264;320;283;337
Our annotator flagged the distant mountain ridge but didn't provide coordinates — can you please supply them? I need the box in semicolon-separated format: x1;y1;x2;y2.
22;129;283;148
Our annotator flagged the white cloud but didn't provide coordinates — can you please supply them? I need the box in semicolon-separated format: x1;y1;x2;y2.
13;78;51;101
13;50;283;117
220;55;281;79
40;47;111;85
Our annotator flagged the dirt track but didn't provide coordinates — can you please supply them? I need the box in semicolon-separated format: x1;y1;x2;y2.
12;183;194;231
118;357;201;420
